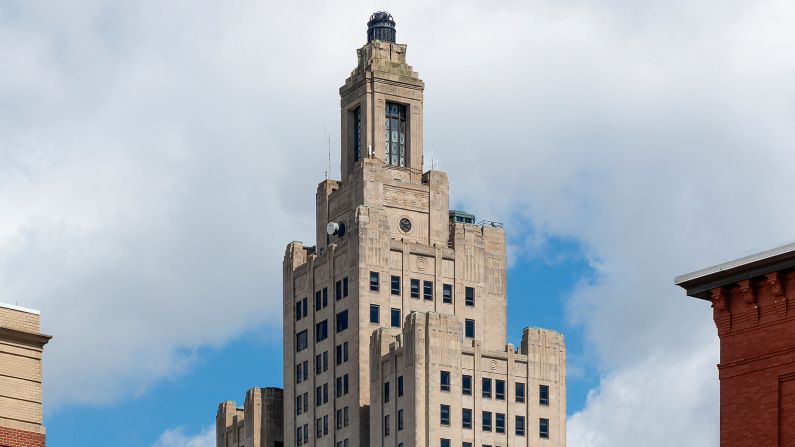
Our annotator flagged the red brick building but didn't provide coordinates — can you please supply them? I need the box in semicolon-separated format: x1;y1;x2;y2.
676;244;795;446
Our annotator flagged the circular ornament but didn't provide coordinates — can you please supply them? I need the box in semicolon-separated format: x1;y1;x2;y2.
399;217;412;233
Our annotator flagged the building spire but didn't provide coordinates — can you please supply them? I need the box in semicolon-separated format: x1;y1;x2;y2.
367;11;396;43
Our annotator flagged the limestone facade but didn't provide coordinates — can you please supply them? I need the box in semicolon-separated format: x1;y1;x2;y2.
370;313;566;447
216;387;284;447
280;13;566;447
0;303;51;447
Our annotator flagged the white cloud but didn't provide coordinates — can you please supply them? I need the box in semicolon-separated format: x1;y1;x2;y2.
152;424;214;447
2;0;795;445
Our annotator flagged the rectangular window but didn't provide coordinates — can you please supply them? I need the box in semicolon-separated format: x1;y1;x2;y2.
296;395;302;415
391;308;401;327
370;304;380;324
370;271;380;291
384;382;390;403
441;439;450;447
442;283;453;303
335;280;342;300
323;383;328;403
302;297;308;317
343;277;349;297
462;375;472;395
315;386;322;407
384;102;407;167
398;409;404;430
482;411;492;432
440;404;450;425
316;320;328;342
465;319;475;338
516;382;525;403
465;286;475;306
423;280;433;300
336;342;349;365
297;427;303;446
336;310;348;332
384;415;390;436
315;290;322;311
322;287;328;307
495;413;505;434
410;279;420;298
296;363;303;383
391;275;401;295
440;371;450;392
516;415;525;436
303;361;308;379
303;424;309;444
539;418;550;439
462;408;472;429
324;415;328;435
398;376;404;397
316;417;322;438
295;302;302;321
482;378;492;398
463;443;472;447
344;406;349;426
323;351;328;371
315;354;322;375
540;384;550;406
296;330;308;352
353;106;362;161
495;380;505;400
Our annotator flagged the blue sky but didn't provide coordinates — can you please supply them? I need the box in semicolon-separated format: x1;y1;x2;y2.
4;1;795;446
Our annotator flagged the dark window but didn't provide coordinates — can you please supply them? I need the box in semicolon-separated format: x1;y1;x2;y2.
370;304;380;324
296;395;302;415
465;287;475;306
391;308;401;327
316;320;328;342
410;279;420;298
516;382;526;403
353;107;362;162
440;404;450;425
303;361;308;379
465;319;475;338
398;409;404;430
462;375;472;395
384;102;407;167
370;271;380;292
322;287;328;307
336;310;348;332
384;382;390;403
539;418;549;439
442;283;453;304
323;383;328;403
336;342;349;365
462;443;472;447
302;297;307;317
315;290;322;311
495;380;505;400
296;330;308;352
391;275;401;295
323;351;328;371
482;411;492;431
315;354;322;374
384;415;390;436
324;415;328;435
495;413;505;434
336;374;350;397
316;417;322;438
441;439;450;447
482;378;492;398
336;280;342;300
296;302;302;321
423;280;433;300
343;277;349;297
440;371;450;392
462;408;472;429
516;415;525;436
398;376;404;397
540;384;550;406
315;387;322;407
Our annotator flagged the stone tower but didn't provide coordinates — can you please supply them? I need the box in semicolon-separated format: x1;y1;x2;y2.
282;12;566;447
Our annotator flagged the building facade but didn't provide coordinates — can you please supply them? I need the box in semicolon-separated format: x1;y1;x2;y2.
279;12;567;447
0;303;51;447
216;387;284;447
676;243;795;446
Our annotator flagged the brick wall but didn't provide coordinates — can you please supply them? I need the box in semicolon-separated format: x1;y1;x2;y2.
0;425;45;447
710;270;795;447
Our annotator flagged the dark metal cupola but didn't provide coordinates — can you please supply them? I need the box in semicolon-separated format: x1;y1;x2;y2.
367;11;396;43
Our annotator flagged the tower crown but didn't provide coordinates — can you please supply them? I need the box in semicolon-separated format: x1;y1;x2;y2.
367;11;396;43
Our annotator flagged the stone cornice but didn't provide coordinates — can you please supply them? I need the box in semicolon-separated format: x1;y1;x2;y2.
0;327;52;348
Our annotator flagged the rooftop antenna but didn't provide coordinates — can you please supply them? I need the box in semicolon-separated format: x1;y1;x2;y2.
431;145;439;170
327;132;332;180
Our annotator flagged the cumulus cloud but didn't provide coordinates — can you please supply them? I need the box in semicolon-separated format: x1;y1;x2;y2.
2;0;795;445
152;424;214;447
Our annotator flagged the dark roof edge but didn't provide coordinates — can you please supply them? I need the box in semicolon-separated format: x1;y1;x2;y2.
674;242;795;300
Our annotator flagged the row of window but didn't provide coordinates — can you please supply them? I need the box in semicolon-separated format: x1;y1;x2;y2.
297;407;351;446
295;311;349;352
382;376;405;403
442;372;550;405
437;410;549;438
370;304;402;327
296;277;351;322
297;343;349;385
370;272;476;306
297;374;349;415
382;409;405;436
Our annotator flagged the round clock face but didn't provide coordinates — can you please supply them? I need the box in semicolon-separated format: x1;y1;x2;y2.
399;218;412;233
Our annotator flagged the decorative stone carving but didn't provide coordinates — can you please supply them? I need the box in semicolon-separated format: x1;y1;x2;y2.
738;280;757;309
711;287;728;312
383;185;429;211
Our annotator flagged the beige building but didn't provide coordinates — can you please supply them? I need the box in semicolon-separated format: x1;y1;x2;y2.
0;303;51;447
216;387;284;447
278;11;567;447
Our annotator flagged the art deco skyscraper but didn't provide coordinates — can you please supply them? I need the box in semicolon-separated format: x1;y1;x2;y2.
281;12;566;447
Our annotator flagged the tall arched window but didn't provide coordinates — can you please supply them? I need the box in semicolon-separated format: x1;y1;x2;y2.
384;102;406;167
